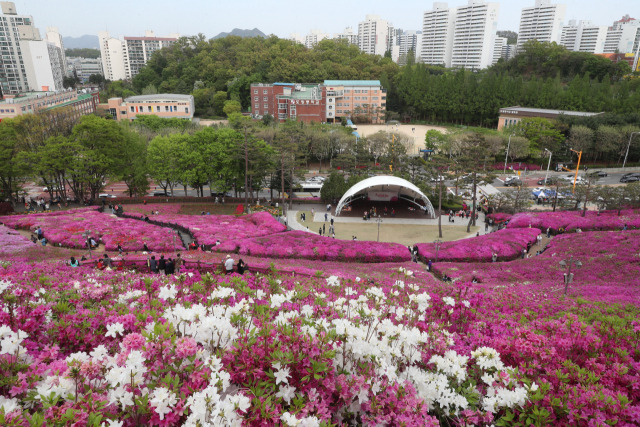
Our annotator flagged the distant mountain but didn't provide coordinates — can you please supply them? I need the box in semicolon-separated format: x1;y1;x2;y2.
212;28;266;39
62;35;100;49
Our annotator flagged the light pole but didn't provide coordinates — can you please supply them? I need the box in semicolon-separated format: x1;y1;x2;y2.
376;217;383;242
559;256;582;295
543;148;552;189
82;230;92;259
569;149;583;193
433;239;442;262
622;132;640;169
503;133;515;175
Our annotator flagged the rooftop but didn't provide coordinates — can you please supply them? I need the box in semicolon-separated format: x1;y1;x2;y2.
0;90;69;105
44;93;93;110
124;94;193;103
324;80;382;87
499;106;603;117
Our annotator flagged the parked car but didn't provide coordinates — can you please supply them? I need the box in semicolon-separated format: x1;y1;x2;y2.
210;191;231;198
98;193;117;199
537;177;557;185
430;175;446;182
586;170;607;178
504;177;522;187
150;191;173;197
620;174;640;183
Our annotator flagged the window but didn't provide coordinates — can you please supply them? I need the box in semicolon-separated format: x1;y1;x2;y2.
328;106;333;109
254;97;258;101
264;104;268;109
165;106;169;112
255;104;259;111
263;96;267;101
263;90;268;94
130;106;135;112
185;107;189;113
148;106;152;112
372;97;378;100
156;106;160;112
253;89;258;94
121;110;126;115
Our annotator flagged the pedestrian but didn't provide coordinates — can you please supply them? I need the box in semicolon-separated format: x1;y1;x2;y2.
326;203;331;212
485;222;488;232
546;227;551;238
174;253;184;272
330;218;334;226
69;256;79;267
224;255;234;274
332;232;336;239
148;255;158;273
165;258;174;275
117;243;123;255
143;242;150;252
322;224;326;234
311;208;315;217
324;212;328;222
427;259;433;272
237;259;246;275
492;253;498;263
521;249;526;259
623;224;628;231
102;253;112;268
319;227;322;235
526;242;531;253
158;255;166;274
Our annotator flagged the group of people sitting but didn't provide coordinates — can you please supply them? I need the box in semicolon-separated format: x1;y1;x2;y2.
223;255;247;275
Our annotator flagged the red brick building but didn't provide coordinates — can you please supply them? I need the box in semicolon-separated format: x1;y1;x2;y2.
250;80;386;124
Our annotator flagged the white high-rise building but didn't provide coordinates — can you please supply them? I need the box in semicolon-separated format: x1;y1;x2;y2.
421;2;456;67
358;15;393;56
501;43;517;61
561;20;607;53
99;30;178;81
45;27;67;77
391;30;422;64
335;27;358;45
604;15;640;54
451;0;500;69
0;2;65;94
304;29;329;49
492;36;507;65
517;0;566;49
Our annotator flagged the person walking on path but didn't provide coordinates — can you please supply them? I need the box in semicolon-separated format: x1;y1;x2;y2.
174;253;184;272
158;255;166;274
148;256;158;273
325;213;328;222
492;253;498;263
427;259;433;271
546;228;551;238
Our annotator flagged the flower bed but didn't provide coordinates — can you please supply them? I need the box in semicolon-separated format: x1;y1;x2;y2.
415;228;540;262
486;213;512;223
506;209;640;232
225;230;411;263
0;255;638;425
119;203;182;216
0;209;183;252
125;211;287;247
0;225;36;253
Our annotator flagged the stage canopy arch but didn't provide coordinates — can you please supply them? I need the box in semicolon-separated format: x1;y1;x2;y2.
335;175;435;217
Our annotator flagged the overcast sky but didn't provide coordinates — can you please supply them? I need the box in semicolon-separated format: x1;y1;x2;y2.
13;0;636;39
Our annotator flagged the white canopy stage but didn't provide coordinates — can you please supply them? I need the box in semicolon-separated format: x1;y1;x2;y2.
335;176;436;217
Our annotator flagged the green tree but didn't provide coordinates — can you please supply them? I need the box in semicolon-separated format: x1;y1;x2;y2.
212;91;228;116
223;100;242;117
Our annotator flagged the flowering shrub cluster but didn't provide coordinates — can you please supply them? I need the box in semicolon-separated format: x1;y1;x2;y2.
0;226;35;254
507;209;640;232
0;253;638;425
486;213;512;223
415;228;540;262
226;230;411;263
0;209;182;252
126;211;287;247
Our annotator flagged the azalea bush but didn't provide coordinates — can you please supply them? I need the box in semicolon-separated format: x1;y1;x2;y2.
0;209;182;252
124;211;287;247
0;226;36;254
486;213;512;223
225;230;411;263
506;209;640;233
120;204;182;216
415;228;540;262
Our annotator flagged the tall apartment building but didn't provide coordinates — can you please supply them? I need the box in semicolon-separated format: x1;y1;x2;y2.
0;2;65;95
250;80;386;124
517;0;566;50
561;20;607;53
98;30;178;81
451;0;500;69
492;36;507;65
67;57;104;82
335;27;358;45
45;27;67;77
501;43;517;61
304;30;329;49
604;15;640;54
391;30;422;64
421;2;456;67
358;15;393;56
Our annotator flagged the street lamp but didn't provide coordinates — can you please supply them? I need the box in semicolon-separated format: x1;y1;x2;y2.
82;230;92;259
543;148;552;189
503;133;515;175
433;239;442;262
559;256;582;295
623;132;640;169
376;217;383;242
